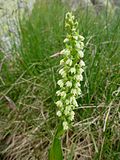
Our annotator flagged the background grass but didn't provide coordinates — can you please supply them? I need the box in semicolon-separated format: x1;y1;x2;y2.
0;0;120;159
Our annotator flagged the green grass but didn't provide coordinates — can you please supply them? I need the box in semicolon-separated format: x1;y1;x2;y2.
0;0;120;159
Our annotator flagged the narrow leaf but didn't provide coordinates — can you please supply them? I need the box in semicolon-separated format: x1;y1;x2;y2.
49;137;63;160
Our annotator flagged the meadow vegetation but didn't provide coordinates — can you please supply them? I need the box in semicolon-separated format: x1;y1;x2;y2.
0;0;120;159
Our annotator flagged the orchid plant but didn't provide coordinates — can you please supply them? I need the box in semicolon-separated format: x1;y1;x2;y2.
49;12;85;160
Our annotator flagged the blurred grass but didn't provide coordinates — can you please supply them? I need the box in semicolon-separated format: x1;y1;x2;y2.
0;0;120;159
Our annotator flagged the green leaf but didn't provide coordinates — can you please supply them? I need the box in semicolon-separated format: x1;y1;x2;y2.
49;137;63;160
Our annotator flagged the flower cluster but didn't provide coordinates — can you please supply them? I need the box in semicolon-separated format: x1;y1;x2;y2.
56;12;85;130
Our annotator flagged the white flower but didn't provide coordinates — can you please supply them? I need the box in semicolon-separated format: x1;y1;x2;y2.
65;99;70;105
71;88;77;95
59;68;64;74
75;82;80;88
64;49;70;56
80;60;85;67
73;98;78;107
64;106;72;115
56;111;62;117
64;108;70;115
64;110;69;116
70;67;76;74
66;59;72;66
60;59;64;65
61;49;70;56
80;42;84;49
79;35;85;41
76;88;82;95
78;68;84;74
57;79;64;87
70;96;76;104
75;74;83;81
59;68;66;77
70;96;78;107
56;100;63;107
60;91;66;98
67;105;72;111
79;75;83;81
78;50;84;58
73;36;78;40
66;81;72;87
56;90;61;96
63;121;69;130
64;38;69;43
69;111;75;121
75;75;79;81
75;42;81;49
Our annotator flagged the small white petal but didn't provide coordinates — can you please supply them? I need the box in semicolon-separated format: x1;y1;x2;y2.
80;42;84;47
57;80;64;87
71;89;77;95
64;38;69;43
66;59;72;66
73;99;78;107
75;43;81;49
75;82;80;88
70;67;76;74
80;60;85;67
79;75;83;81
63;121;69;130
56;90;61;96
64;108;70;116
75;74;83;81
78;50;84;58
66;81;72;87
59;68;66;77
64;49;70;56
56;101;63;107
65;99;70;105
70;96;75;104
56;111;62;117
70;96;78;107
59;68;64;74
66;105;72;111
77;88;82;95
60;59;64;65
79;35;85;41
73;36;78;40
69;111;75;121
60;91;66;98
78;68;84;74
